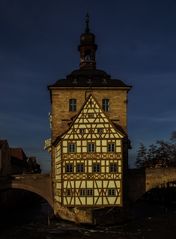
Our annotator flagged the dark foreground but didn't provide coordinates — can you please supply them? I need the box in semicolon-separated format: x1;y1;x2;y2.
1;199;176;239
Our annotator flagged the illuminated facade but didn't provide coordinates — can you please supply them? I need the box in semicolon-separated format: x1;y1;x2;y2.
48;16;131;213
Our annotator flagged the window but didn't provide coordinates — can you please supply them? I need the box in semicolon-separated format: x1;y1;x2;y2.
102;98;109;112
69;99;77;112
92;163;101;173
80;189;86;196
79;128;85;135
87;143;95;152
107;143;115;152
109;163;118;173
80;189;93;197
65;163;73;173
66;189;71;196
68;143;76;153
76;163;84;173
88;113;94;118
97;128;103;134
108;188;116;196
86;189;93;196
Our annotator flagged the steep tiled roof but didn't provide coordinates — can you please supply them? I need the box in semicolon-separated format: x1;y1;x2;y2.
48;69;131;89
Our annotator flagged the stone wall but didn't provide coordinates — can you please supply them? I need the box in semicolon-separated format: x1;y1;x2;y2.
128;168;176;202
51;88;128;142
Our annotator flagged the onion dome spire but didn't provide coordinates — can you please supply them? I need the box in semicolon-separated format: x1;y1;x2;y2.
78;14;97;69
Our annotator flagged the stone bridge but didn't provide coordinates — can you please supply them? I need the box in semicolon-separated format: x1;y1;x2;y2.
1;169;176;206
1;168;176;223
128;167;176;202
0;174;53;207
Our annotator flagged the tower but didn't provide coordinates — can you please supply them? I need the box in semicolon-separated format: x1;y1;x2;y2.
48;16;131;223
78;14;97;69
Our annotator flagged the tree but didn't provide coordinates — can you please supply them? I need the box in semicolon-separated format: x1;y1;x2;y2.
136;133;176;168
136;143;147;168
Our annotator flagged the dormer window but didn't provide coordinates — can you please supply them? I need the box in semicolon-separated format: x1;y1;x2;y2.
69;99;77;112
102;98;109;112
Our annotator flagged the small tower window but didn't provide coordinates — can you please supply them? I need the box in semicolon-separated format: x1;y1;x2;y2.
102;98;109;112
69;99;77;112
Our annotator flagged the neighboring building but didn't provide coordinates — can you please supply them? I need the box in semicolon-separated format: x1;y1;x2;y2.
0;140;41;175
27;156;41;173
48;16;131;213
0;140;11;176
10;148;28;174
10;149;41;174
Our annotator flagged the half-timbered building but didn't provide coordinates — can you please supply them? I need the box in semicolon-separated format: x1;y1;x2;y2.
48;15;131;219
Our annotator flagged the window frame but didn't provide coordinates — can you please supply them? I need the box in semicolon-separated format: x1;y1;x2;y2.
92;163;101;173
68;143;76;153
65;163;74;173
107;188;116;197
69;99;77;112
102;98;110;112
107;143;115;152
87;143;95;153
76;163;84;173
109;163;118;173
80;188;93;197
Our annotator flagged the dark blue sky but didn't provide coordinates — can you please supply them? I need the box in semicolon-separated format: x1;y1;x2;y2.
1;0;176;171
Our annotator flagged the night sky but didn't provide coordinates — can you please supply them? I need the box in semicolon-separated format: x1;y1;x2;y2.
1;0;176;171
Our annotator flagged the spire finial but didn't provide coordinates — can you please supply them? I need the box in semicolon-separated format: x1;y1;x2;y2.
85;13;90;33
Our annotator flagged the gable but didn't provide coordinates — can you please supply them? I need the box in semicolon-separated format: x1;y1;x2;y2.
62;95;124;141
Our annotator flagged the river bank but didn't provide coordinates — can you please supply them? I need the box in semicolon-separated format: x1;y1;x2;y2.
1;186;176;239
1;199;176;239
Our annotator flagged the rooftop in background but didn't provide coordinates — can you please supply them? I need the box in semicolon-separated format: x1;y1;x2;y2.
0;140;8;148
10;148;27;161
